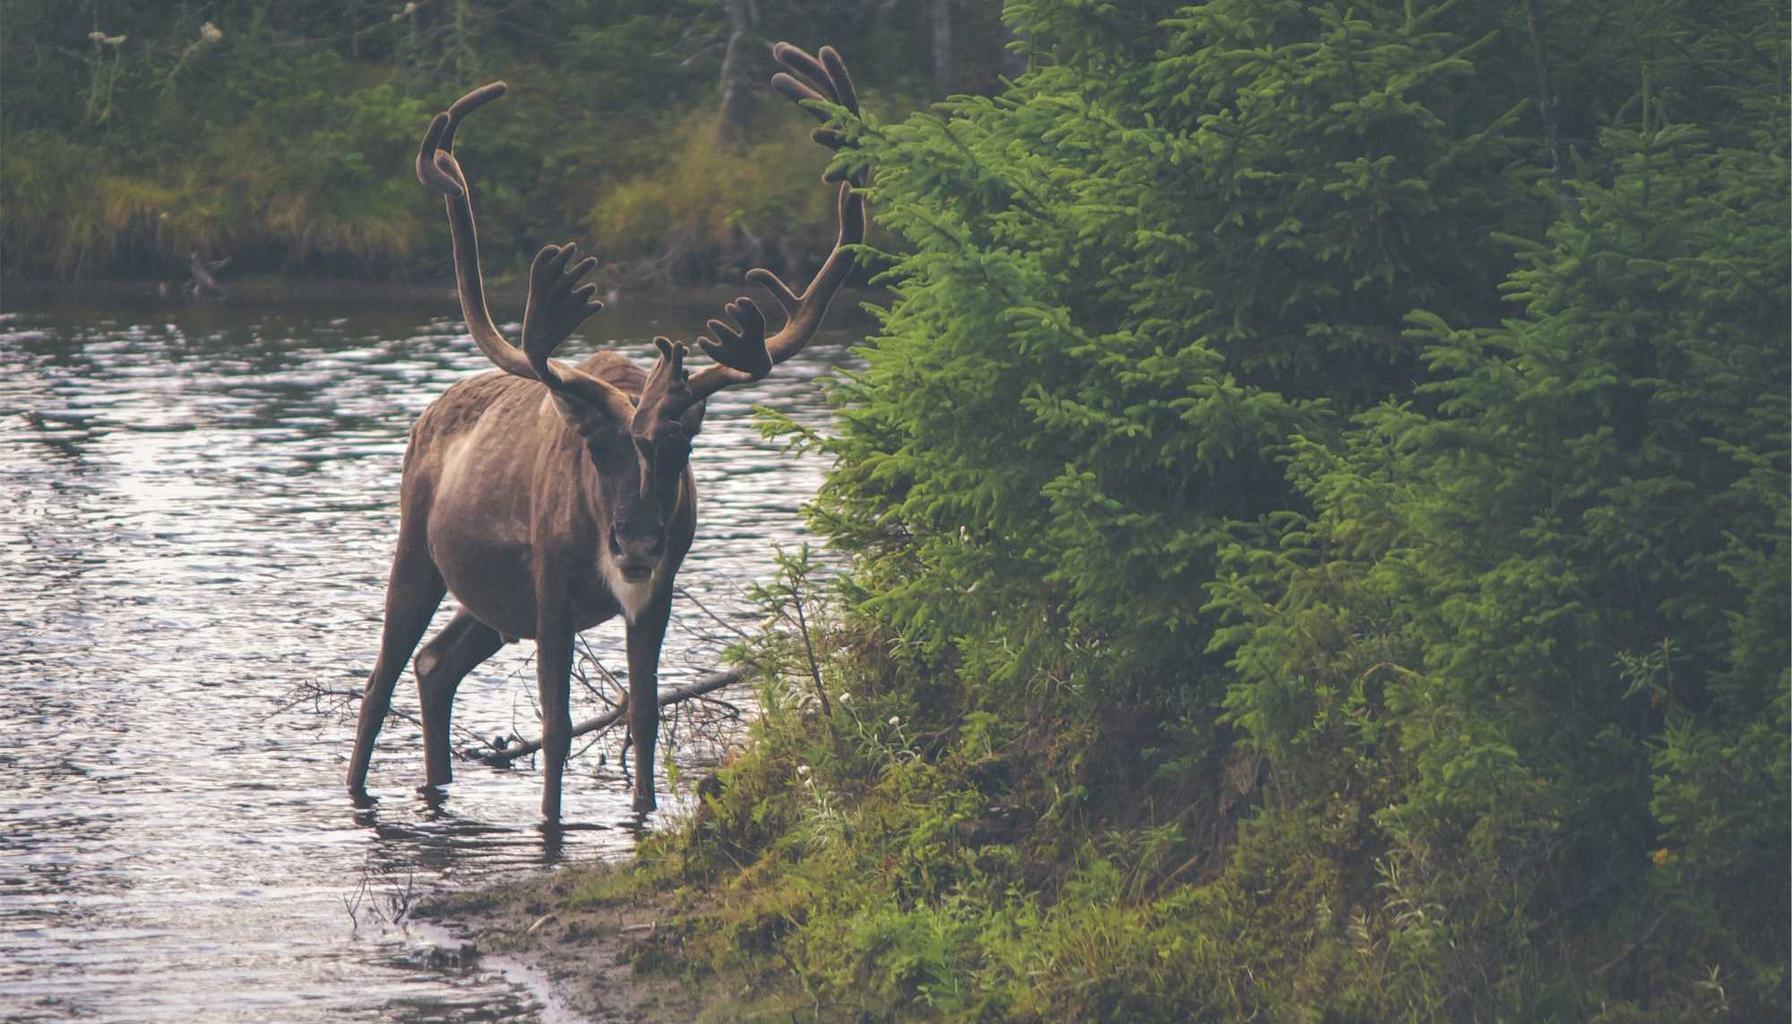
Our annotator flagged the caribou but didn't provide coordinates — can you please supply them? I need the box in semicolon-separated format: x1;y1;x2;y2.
346;43;866;818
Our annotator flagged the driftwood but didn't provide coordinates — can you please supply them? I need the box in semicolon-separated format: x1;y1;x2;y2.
464;667;748;768
186;251;230;300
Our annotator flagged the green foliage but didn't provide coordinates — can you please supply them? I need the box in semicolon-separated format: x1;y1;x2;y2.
820;0;1548;775
1214;106;1789;1019
597;1;1789;1022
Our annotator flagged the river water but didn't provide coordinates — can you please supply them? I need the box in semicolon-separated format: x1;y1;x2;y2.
0;286;862;1022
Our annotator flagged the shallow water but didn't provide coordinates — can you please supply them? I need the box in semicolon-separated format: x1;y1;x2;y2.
0;287;862;1022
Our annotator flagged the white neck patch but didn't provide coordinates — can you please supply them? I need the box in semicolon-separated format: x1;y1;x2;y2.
602;556;656;624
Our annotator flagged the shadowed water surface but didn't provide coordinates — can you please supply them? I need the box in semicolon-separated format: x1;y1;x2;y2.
0;287;863;1022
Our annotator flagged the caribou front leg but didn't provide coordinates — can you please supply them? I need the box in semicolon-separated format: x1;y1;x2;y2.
625;597;673;814
533;618;576;821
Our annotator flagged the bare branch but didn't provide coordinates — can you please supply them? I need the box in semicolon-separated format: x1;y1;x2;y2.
466;667;749;768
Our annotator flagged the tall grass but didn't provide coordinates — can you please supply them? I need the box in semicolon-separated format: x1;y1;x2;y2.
589;113;834;280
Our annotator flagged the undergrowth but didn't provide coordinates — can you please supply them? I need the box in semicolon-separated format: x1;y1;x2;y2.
594;533;1782;1022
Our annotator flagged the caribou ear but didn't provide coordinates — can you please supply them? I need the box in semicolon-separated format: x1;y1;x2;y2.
546;390;590;429
679;400;706;437
546;388;634;444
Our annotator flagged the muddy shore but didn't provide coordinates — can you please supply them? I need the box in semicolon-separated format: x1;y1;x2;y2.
413;868;712;1024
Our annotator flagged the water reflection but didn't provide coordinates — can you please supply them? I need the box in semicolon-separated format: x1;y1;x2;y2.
0;290;862;1022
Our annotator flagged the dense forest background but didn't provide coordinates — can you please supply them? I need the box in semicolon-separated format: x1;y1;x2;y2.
0;0;1010;283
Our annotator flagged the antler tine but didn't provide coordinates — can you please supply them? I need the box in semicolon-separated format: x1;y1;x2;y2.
698;298;772;377
750;180;866;366
771;43;864;187
770;44;859;115
419;83;630;421
744;266;801;311
770;70;828;108
770;43;829;93
416;113;460;196
818;47;861;115
416;82;507;197
521;241;607;384
649;297;771;423
443;82;507;143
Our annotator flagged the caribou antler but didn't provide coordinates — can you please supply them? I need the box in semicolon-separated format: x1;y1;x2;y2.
700;296;773;376
417;84;632;421
521;243;606;387
630;297;772;428
641;43;869;424
770;42;865;185
746;43;868;366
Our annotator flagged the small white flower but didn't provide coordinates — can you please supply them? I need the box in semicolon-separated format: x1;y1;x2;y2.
887;715;902;727
198;21;223;44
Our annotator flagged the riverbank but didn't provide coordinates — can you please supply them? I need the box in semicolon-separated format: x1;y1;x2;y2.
413;868;699;1024
4;5;982;285
412;863;814;1024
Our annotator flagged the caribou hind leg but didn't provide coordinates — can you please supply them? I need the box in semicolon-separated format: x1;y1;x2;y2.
414;608;504;789
346;523;446;796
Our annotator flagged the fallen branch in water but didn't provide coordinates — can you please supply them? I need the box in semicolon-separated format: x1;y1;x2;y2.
462;667;749;768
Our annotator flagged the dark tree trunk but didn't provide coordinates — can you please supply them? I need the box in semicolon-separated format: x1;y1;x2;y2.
1524;0;1567;191
931;0;954;96
718;0;754;148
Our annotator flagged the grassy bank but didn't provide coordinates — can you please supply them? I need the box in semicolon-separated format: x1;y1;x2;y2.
0;1;1014;284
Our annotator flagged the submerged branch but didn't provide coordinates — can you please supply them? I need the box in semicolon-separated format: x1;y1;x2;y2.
463;667;749;768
